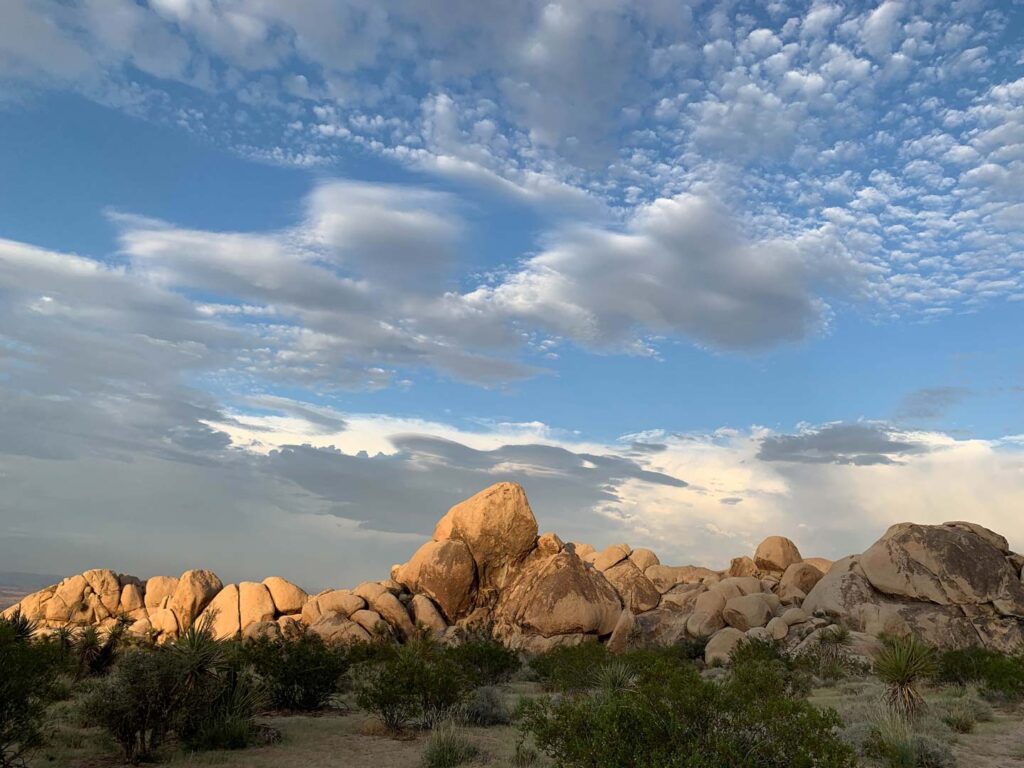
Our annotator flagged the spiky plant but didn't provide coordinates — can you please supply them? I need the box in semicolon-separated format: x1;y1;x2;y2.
170;614;226;695
0;609;38;643
73;626;101;679
874;635;936;718
593;660;638;695
814;624;853;679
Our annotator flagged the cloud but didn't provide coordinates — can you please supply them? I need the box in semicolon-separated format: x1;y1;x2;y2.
757;422;932;465
895;386;971;421
469;194;859;351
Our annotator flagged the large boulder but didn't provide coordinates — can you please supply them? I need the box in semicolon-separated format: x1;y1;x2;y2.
496;550;621;637
145;575;178;611
410;594;447;635
302;590;364;624
262;577;307;615
645;565;717;593
593;544;632;572
780;562;825;595
628;548;659;572
169;570;223;629
395;539;477;621
309;615;371;645
705;627;745;665
239;582;276;630
754;536;802;573
197;584;241;640
83;570;122;615
859;523;1024;615
601;560;661;614
722;594;773;631
432;482;538;595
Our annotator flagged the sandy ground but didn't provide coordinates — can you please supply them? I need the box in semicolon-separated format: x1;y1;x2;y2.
953;706;1024;767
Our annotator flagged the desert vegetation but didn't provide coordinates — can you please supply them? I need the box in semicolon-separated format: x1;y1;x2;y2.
4;606;1024;768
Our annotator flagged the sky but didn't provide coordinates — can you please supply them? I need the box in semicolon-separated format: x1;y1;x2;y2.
0;0;1022;591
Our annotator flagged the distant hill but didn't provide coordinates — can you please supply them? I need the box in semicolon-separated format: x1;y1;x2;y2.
0;571;62;611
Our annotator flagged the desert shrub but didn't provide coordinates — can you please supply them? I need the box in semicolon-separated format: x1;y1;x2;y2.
874;636;936;718
518;652;856;768
528;641;608;692
729;638;814;699
510;739;540;767
179;667;267;751
354;639;471;730
81;647;183;762
801;625;865;682
934;645;1024;702
445;632;521;686
0;614;61;768
420;723;479;768
462;685;510;726
241;631;349;710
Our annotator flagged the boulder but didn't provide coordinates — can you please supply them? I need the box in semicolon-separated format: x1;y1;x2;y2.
645;565;717;593
602;559;661;613
628;548;659;572
780;562;825;595
433;482;538;594
722;594;773;631
410;594;447;635
198;584;241;640
705;627;745;665
781;607;809;625
119;583;145;615
243;621;281;642
754;536;802;573
569;542;595;558
395;539;477;621
660;583;705;612
635;602;689;646
606;608;637;654
304;590;365;624
536;532;564;555
83;570;122;614
594;544;632;572
766;616;789;640
149;607;179;636
860;523;1024;614
496;550;622;637
262;577;307;614
803;557;834;574
309;615;371;645
943;521;1009;554
145;575;178;611
169;570;223;629
46;574;88;622
350;609;385;634
746;627;771;642
367;591;415;638
717;576;763;597
353;581;387;602
239;582;276;629
728;556;759;578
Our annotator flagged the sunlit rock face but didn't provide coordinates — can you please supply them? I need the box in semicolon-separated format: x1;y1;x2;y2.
5;484;1024;658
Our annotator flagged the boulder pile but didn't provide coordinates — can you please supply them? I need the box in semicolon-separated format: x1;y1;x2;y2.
5;483;1023;663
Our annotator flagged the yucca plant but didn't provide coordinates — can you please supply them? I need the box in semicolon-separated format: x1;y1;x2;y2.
170;614;226;696
1;609;38;643
873;635;936;718
593;660;638;694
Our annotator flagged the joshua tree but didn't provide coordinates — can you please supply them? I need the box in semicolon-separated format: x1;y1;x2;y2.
874;634;936;718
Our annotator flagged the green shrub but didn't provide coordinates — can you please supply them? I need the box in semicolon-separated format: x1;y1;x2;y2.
0;614;60;768
354;639;471;730
934;645;1024;702
241;631;349;710
518;652;856;767
81;647;184;762
419;724;479;768
874;636;936;718
462;685;510;726
729;638;813;699
179;668;266;751
445;633;521;687
528;641;608;692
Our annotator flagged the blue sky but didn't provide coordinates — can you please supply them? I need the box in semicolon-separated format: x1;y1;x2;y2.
0;0;1022;588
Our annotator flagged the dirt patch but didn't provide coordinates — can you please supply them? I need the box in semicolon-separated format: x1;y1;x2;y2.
952;706;1024;768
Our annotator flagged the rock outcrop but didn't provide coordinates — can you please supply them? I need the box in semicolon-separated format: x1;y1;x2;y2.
5;484;1022;660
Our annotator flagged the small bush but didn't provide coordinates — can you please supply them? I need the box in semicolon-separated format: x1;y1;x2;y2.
446;632;521;687
81;648;183;762
180;668;267;751
519;651;857;767
934;645;1024;702
528;642;608;692
0;614;60;768
354;639;471;730
729;638;813;699
419;724;479;768
462;685;510;726
241;631;349;710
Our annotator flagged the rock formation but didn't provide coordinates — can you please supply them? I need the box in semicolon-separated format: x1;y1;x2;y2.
4;482;1023;663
